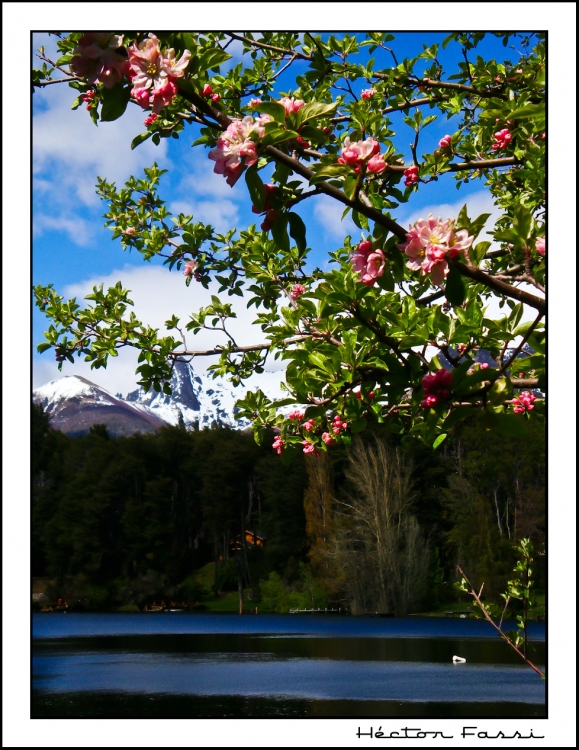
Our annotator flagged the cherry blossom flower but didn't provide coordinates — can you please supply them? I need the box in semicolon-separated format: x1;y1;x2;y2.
302;440;316;455
350;240;386;287
211;93;221;102
249;98;262;108
403;164;419;186
129;33;190;112
338;136;381;168
290;284;306;300
208;114;271;186
322;432;336;446
367;154;387;174
492;128;512;151
202;84;213;97
183;260;197;276
302;419;316;432
71;33;129;89
398;214;473;286
361;88;377;99
288;410;305;420
512;391;536;414
420;368;453;408
279;96;305;115
536;237;545;256
272;435;284;455
144;113;158;126
439;134;453;149
331;415;348;435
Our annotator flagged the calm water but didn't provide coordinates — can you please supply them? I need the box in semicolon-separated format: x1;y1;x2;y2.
32;613;545;718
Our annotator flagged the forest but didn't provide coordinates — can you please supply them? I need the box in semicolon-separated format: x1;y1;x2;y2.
32;402;545;616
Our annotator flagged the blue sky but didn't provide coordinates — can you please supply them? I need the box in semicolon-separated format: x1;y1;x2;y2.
32;30;521;396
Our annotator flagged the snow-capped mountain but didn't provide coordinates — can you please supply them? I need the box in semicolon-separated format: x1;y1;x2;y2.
124;360;254;429
33;362;287;436
33;375;168;437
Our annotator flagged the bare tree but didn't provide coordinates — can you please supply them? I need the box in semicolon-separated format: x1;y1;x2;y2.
327;437;430;615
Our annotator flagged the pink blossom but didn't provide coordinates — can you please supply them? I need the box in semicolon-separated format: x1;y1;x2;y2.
367;154;387;174
331;415;348;434
302;419;316;432
360;251;386;286
439;134;453;149
129;33;190;112
183;260;197;276
322;432;336;446
398;214;473;285
493;128;512;150
211;93;221;102
302;440;316;455
272;435;284;455
123;227;136;235
357;240;373;256
278;96;305;115
296;136;310;148
249;98;262;108
202;84;213;97
421;368;453;408
290;284;306;300
71;33;129;89
261;208;280;231
480;362;489;370
403;164;419;186
338;137;381;169
361;88;377;99
208;114;271;186
535;237;545;256
289;410;305;420
144;113;158;126
512;391;536;414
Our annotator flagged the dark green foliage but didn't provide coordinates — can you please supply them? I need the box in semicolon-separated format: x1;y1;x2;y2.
32;403;544;611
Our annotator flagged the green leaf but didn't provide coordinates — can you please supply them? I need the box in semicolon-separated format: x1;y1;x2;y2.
271;214;290;252
257;101;289;122
131;132;152;150
309;164;350;185
36;342;53;354
433;433;447;449
245;165;265;210
445;263;466;306
287;212;307;254
100;84;130;122
294;100;337;127
350;418;367;434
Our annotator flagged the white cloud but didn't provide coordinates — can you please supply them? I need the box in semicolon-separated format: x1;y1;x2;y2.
312;194;357;240
33;82;170;208
33;213;94;246
33;263;288;395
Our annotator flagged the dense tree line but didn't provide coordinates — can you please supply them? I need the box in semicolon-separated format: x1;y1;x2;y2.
32;403;544;612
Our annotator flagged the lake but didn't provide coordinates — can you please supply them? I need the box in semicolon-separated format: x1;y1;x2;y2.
32;613;545;718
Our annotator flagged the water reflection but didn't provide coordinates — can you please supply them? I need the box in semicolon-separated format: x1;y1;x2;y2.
32;614;545;718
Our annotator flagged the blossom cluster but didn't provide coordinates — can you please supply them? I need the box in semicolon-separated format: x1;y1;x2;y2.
288;410;305;420
420;368;453;409
201;83;220;102
350;239;386;287
331;415;348;435
208;114;271;186
338;137;387;174
398;214;474;286
272;435;284;455
439;134;452;149
403;164;419;186
128;33;191;113
512;391;536;414
360;88;376;99
290;284;306;300
492;128;512;150
71;33;129;89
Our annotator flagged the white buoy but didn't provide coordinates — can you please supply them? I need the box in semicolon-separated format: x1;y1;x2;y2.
452;655;466;663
